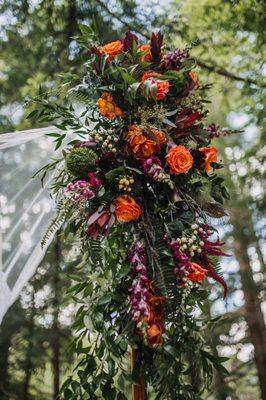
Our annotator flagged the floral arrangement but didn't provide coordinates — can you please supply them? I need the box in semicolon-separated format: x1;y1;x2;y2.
30;27;234;400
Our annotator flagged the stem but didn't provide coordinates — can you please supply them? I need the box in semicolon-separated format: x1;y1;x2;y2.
131;347;147;400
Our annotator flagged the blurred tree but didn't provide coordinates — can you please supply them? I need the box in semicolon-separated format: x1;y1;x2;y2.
0;0;265;399
0;234;75;399
0;302;27;398
0;0;158;133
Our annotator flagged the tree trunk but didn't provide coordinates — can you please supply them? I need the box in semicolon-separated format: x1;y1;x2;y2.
203;294;229;400
22;291;35;400
0;335;11;395
51;234;61;399
231;214;266;400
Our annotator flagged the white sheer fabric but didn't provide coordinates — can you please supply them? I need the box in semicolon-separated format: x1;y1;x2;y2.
0;127;62;323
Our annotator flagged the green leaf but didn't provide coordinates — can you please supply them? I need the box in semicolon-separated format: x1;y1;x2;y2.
127;82;141;99
26;109;39;119
79;24;94;38
121;71;136;85
163;117;177;128
117;264;130;279
46;132;62;138
164;344;179;359
98;293;112;306
105;166;125;182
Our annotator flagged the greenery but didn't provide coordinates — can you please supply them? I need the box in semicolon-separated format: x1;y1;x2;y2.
66;148;98;177
0;1;265;400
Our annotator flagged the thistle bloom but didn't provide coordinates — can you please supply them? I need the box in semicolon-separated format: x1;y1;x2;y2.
88;172;102;189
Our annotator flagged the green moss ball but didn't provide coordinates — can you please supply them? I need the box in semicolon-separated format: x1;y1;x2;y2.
66;148;97;178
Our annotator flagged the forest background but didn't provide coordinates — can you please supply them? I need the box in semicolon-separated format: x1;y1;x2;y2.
0;0;265;399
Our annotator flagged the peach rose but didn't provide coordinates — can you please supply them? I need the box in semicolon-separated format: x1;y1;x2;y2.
139;44;152;62
200;146;218;173
97;92;123;120
166;145;193;174
141;72;170;100
126;125;161;159
150;128;167;145
188;262;207;283
147;323;164;345
101;40;123;59
115;195;141;222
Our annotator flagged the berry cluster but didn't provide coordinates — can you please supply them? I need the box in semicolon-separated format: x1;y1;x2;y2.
176;224;205;257
89;128;119;152
118;175;134;193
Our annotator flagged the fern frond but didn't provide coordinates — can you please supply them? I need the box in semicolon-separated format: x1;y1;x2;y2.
67;87;93;105
41;199;72;248
86;237;103;269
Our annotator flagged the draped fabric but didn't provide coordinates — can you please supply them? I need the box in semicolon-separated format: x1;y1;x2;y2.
0;127;61;323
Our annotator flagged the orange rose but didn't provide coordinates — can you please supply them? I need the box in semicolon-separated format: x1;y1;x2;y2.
97;92;123;120
188;262;207;283
141;72;170;100
150;128;167;145
139;44;152;62
166;145;193;174
101;40;123;59
148;295;165;308
200;146;218;173
115;195;141;222
147;323;164;345
189;71;200;88
126;125;161;159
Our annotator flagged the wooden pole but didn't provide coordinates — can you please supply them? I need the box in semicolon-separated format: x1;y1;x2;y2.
131;347;147;400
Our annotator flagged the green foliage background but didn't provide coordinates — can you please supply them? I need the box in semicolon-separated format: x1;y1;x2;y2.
0;0;265;399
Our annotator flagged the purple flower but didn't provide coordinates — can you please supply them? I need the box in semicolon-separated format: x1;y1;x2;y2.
123;31;138;51
128;242;151;321
65;173;102;202
206;124;220;138
165;235;192;285
88;172;102;189
141;156;172;186
160;48;189;71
